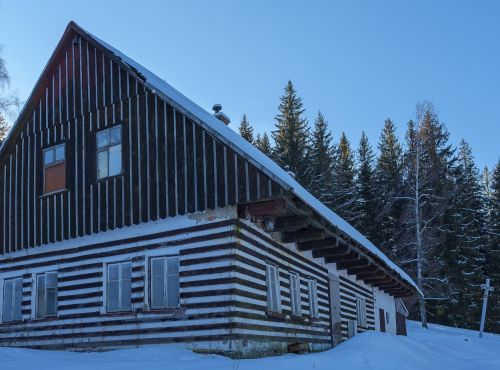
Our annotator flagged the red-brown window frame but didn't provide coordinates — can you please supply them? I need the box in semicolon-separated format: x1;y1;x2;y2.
43;144;66;194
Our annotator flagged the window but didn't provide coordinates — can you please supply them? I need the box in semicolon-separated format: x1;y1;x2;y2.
107;262;132;312
289;273;301;316
43;144;66;194
3;277;23;322
308;279;319;318
36;272;58;318
150;256;180;309
97;126;122;179
266;264;281;312
356;298;367;327
386;312;390;324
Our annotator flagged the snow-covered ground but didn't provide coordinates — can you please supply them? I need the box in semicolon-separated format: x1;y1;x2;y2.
2;321;499;370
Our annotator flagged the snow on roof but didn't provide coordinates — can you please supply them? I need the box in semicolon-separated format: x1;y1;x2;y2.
83;24;421;296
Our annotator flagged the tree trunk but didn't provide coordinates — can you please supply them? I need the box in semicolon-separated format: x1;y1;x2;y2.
415;143;428;329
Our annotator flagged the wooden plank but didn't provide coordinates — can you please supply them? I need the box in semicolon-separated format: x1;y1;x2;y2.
194;124;205;212
298;238;338;252
324;253;360;265
312;245;350;258
282;229;325;243
148;92;157;220
237;198;287;219
272;215;308;232
356;270;384;280
216;141;225;208
362;275;391;284
175;109;185;215
185;118;195;214
374;280;400;289
346;264;378;276
204;133;215;210
335;259;369;270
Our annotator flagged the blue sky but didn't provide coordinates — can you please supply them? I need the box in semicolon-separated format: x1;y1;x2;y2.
1;1;499;171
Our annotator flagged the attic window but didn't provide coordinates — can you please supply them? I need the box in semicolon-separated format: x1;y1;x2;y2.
43;144;66;194
97;126;122;179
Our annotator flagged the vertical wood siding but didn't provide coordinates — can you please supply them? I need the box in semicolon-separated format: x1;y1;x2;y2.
0;34;282;255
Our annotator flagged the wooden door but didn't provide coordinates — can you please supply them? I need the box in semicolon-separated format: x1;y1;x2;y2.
379;308;386;332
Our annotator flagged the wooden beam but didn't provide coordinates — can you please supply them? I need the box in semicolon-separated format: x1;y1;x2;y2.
363;275;392;285
356;270;384;280
312;245;349;258
282;229;325;243
346;265;378;275
324;253;360;264
385;287;408;295
272;216;309;232
297;238;338;252
237;198;287;219
374;280;400;289
336;259;369;271
393;292;415;298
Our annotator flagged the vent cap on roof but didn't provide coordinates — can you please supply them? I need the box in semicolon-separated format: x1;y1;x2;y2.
212;104;230;125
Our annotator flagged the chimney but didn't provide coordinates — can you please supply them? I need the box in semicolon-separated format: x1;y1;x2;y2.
212;104;230;125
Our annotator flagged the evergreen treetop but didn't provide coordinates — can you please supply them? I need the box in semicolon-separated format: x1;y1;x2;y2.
272;80;310;185
238;114;254;143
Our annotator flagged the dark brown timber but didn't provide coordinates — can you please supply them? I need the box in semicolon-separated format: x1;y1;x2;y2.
282;229;325;244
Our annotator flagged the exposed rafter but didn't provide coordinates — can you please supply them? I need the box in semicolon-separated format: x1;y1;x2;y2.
271;215;308;232
282;229;325;243
297;238;338;251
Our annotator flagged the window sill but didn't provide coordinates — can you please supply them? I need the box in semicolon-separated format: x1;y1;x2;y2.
39;189;69;199
100;311;134;318
290;314;305;321
309;317;322;323
266;311;287;318
142;309;185;315
97;173;124;183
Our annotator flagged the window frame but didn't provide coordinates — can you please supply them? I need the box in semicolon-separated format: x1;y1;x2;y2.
3;277;23;323
150;256;180;310
356;298;367;327
107;261;132;313
36;272;58;319
289;272;302;316
266;263;281;312
308;279;319;318
96;125;122;180
43;144;66;194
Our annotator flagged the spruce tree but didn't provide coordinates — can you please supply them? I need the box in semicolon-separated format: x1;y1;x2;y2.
331;132;356;222
354;131;377;242
374;118;403;257
308;111;335;206
255;132;272;157
272;80;310;186
238;114;254;143
440;140;486;329
485;159;500;333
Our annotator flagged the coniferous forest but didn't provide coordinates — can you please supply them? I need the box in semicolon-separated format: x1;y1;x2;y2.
239;80;500;334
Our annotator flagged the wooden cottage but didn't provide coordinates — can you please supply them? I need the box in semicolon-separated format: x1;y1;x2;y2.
0;22;419;356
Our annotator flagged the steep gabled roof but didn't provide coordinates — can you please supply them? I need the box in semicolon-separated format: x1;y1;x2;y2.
1;21;421;296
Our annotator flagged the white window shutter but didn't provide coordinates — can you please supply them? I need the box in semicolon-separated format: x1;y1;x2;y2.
3;280;13;322
108;264;120;311
121;263;132;311
151;258;165;309
36;274;46;318
166;257;180;307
